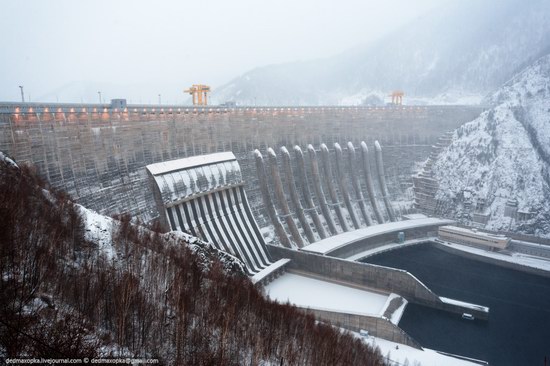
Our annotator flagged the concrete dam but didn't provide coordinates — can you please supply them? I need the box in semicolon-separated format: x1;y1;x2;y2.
2;102;503;359
0;103;484;227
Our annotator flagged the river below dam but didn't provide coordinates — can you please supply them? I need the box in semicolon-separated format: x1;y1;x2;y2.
362;243;550;366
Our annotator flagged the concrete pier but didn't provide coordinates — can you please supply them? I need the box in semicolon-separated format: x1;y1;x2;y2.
294;145;327;239
254;149;292;248
267;148;304;248
280;146;316;244
375;141;397;222
334;142;361;229
360;141;385;224
307;144;339;235
320;143;349;232
347;142;373;226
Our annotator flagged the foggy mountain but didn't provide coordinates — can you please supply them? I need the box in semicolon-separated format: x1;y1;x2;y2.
214;0;550;106
431;53;550;236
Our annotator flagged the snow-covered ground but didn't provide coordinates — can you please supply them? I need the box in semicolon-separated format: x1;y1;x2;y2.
0;151;18;168
361;334;487;366
78;205;116;261
432;54;550;237
265;273;388;316
384;293;408;325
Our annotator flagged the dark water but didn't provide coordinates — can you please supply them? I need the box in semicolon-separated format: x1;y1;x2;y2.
362;243;550;366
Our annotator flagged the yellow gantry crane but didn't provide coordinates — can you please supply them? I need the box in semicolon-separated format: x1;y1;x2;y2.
185;84;211;105
388;90;404;105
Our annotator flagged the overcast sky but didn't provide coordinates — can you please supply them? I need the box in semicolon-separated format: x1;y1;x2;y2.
1;0;450;104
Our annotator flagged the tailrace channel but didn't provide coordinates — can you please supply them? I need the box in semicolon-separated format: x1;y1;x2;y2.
361;243;550;366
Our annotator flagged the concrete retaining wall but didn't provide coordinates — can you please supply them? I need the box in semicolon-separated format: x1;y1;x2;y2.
433;242;550;279
329;227;439;258
269;244;440;303
268;245;489;319
302;307;422;349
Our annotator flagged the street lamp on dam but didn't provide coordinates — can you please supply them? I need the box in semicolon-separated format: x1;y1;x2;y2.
19;86;25;103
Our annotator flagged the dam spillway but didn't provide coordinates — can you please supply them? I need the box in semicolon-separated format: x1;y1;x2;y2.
0;103;484;224
254;140;398;246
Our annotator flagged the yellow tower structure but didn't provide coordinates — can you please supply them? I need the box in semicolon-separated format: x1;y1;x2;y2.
389;90;404;105
185;84;211;105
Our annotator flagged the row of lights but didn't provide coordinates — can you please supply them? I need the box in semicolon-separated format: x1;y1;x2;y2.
12;105;427;116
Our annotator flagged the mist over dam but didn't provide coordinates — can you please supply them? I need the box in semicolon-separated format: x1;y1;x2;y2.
0;103;483;224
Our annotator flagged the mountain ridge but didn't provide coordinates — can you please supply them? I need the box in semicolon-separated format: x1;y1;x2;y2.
214;0;550;106
431;54;550;236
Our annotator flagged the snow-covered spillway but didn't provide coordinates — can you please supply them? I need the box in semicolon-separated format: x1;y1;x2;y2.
265;273;388;316
146;152;273;276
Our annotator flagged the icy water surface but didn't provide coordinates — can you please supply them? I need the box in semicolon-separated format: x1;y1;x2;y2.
362;243;550;366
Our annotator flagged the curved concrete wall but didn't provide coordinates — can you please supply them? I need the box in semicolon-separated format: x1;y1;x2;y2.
375;141;397;222
0;105;484;222
147;152;272;275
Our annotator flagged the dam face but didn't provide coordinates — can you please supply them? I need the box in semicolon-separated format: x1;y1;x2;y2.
0;104;483;222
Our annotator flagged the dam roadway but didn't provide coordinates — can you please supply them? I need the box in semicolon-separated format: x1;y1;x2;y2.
0;103;484;222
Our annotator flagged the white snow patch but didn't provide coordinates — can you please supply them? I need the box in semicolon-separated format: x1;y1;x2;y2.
0;151;18;168
265;273;388;316
386;294;408;325
146;152;236;176
439;297;489;313
362;334;486;366
78;205;116;261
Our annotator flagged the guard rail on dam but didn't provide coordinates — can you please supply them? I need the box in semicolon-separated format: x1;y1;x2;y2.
0;102;485;223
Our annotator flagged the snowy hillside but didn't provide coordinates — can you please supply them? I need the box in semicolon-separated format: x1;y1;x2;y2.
0;152;384;365
79;205;246;274
432;54;550;236
214;0;550;106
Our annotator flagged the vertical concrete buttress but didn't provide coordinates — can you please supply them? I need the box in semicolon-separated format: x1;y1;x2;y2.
267;148;305;248
334;143;361;230
253;149;292;248
293;146;328;239
360;141;385;224
374;141;397;222
307;144;338;235
319;143;349;232
347;142;373;226
280;146;316;244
